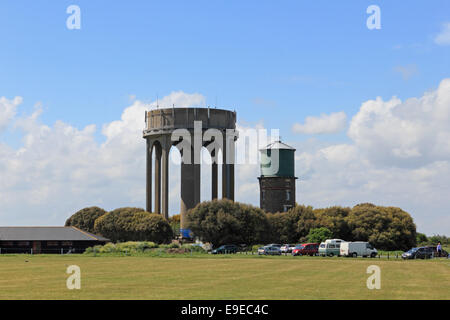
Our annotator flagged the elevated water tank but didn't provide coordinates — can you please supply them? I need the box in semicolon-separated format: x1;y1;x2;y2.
260;140;296;177
258;140;297;213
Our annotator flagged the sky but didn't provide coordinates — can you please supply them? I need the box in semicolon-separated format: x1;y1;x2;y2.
0;1;449;235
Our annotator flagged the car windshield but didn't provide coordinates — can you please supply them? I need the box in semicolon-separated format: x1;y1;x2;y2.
407;248;418;253
320;244;325;248
296;245;304;249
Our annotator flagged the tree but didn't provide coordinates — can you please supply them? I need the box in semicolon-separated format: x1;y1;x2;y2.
65;206;107;233
307;227;333;244
168;214;181;236
347;205;416;251
94;207;173;243
428;234;449;245
416;233;428;245
313;206;352;240
185;199;269;246
267;205;313;243
294;205;318;239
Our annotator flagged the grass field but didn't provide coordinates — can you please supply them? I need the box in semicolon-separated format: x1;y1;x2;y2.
0;254;449;300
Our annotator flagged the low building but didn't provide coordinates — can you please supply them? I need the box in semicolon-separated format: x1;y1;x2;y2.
0;226;109;254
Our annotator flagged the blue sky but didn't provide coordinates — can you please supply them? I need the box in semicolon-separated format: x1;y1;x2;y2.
1;0;449;135
1;1;450;234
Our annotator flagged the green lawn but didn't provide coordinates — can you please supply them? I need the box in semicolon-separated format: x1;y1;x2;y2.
0;254;448;300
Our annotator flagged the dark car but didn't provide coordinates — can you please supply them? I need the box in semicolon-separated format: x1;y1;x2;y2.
402;247;434;259
292;243;319;256
211;245;239;254
424;246;449;258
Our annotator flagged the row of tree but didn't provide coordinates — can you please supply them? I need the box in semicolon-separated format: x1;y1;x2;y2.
65;207;173;243
185;200;417;250
66;200;420;250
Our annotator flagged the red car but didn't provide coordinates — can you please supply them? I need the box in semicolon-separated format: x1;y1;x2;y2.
292;243;319;256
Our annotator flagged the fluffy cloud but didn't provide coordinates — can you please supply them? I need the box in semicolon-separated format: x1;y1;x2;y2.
294;78;450;234
292;111;347;134
434;22;450;46
0;91;205;226
0;96;22;132
1;81;450;234
348;78;450;168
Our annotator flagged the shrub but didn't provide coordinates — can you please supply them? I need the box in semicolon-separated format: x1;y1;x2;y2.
65;206;107;233
267;205;314;243
100;242;117;253
186;199;269;247
94;207;173;243
83;242;207;255
307;227;333;244
168;214;181;236
347;205;416;251
252;244;264;251
416;233;428;245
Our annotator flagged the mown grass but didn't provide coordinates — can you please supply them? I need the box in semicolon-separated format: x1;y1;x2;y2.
0;254;448;300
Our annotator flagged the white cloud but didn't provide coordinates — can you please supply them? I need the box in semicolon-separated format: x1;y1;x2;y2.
0;96;22;132
294;78;450;234
292;111;347;134
348;78;450;168
435;22;450;46
2;82;450;235
0;91;205;225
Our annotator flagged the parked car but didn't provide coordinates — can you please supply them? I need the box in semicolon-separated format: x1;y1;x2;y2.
257;247;266;255
401;247;435;259
424;246;449;258
211;244;239;254
292;243;319;256
318;239;345;257
280;244;297;254
340;242;377;258
260;245;282;255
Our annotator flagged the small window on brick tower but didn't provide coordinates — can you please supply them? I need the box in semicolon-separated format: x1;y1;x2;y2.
262;190;265;200
286;190;291;201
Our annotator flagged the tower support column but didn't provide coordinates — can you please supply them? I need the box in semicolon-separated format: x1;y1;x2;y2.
154;143;162;214
146;139;153;213
180;146;201;230
211;154;218;200
161;137;170;219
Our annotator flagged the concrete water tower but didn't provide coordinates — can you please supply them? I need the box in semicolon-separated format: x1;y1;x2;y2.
258;140;297;213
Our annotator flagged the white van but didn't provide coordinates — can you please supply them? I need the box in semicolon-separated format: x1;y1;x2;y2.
318;239;345;257
340;242;377;258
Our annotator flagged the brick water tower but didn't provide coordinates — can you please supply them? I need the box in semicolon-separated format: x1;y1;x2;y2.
258;140;297;213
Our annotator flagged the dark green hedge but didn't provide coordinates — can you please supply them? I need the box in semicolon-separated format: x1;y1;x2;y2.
65;206;107;233
186;200;417;251
94;207;173;243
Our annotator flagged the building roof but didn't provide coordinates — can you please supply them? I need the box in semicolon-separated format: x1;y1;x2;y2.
0;227;109;242
260;140;296;151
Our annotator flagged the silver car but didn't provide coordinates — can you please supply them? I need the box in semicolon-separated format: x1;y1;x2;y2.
262;245;282;255
280;244;297;254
